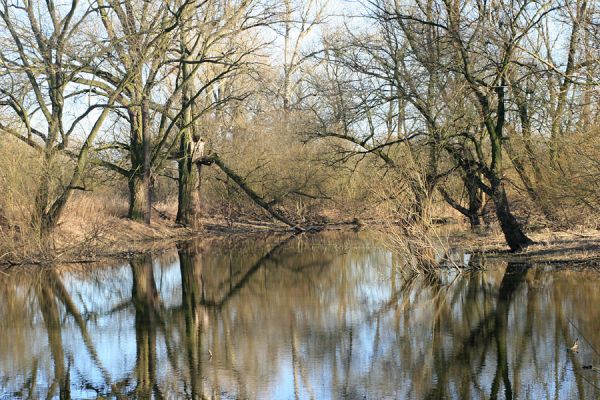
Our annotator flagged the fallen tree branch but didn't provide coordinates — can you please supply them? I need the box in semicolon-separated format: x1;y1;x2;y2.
198;154;298;228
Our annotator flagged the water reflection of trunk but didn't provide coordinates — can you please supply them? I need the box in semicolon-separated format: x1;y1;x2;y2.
37;283;70;400
34;269;118;396
425;262;530;400
290;319;316;400
430;277;450;399
511;268;540;396
489;262;530;400
175;237;297;398
177;243;205;399
553;277;586;399
130;255;159;398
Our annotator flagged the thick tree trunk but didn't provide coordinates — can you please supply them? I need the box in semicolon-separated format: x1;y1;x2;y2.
176;148;202;229
491;181;533;252
467;212;481;229
128;172;151;223
33;143;57;238
487;84;533;252
465;174;484;228
128;100;152;224
33;150;70;238
176;10;202;230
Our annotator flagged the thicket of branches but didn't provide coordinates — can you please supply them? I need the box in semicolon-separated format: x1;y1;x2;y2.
0;0;598;252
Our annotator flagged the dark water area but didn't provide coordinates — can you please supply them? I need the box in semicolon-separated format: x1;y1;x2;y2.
1;232;600;399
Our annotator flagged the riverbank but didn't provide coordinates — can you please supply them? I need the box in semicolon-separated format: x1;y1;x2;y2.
0;215;295;267
451;228;600;267
3;212;600;268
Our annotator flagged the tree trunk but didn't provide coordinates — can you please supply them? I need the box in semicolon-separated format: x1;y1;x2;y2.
488;84;533;251
491;181;533;251
34;150;70;238
33;140;57;238
141;99;152;224
176;144;202;229
439;185;482;230
129;172;151;223
465;172;484;229
128;100;152;224
176;7;202;230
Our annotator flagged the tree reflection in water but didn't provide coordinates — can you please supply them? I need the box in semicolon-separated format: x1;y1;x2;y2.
131;255;160;398
1;232;600;399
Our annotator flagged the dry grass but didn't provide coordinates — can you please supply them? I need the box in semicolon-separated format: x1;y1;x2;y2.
0;188;303;266
450;228;600;265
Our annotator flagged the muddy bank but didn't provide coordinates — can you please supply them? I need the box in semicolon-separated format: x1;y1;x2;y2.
0;216;362;267
450;229;600;266
0;217;289;267
3;214;600;268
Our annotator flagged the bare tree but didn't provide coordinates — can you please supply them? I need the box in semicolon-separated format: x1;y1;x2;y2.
363;0;547;250
0;0;128;236
80;0;192;224
172;0;273;228
279;0;329;111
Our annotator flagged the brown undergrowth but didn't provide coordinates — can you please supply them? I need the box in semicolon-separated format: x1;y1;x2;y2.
0;192;297;267
0;217;298;267
3;190;600;268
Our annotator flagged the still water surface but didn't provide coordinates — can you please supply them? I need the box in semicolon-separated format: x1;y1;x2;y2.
1;232;600;399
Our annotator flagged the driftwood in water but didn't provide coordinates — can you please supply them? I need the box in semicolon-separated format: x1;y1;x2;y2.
197;154;297;228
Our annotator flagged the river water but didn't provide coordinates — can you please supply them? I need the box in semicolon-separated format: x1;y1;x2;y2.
1;231;599;399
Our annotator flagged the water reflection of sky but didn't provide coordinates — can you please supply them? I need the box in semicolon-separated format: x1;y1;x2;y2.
2;232;600;399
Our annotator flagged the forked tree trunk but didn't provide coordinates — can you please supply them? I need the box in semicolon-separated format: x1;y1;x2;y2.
448;148;531;249
439;178;483;230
